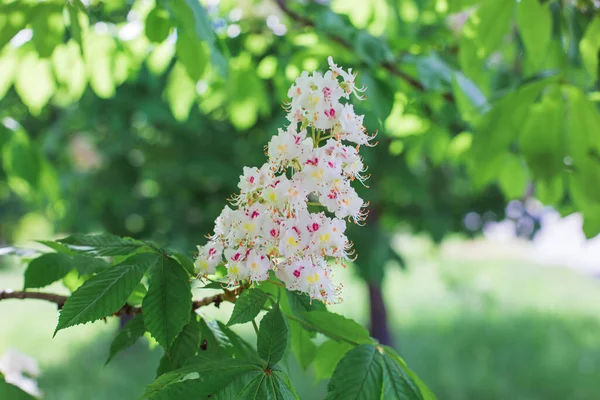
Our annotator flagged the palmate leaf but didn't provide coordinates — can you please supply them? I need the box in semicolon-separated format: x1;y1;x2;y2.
326;344;383;400
239;371;297;400
227;288;269;326
106;314;146;365
58;233;147;256
54;253;159;335
142;256;192;349
141;359;261;399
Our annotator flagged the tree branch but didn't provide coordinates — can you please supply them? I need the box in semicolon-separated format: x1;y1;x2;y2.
273;0;455;103
0;286;244;316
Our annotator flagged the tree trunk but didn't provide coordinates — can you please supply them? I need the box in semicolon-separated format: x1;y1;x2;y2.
368;281;393;346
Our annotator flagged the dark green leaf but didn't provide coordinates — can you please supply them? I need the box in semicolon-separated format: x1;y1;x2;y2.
58;234;147;256
157;316;201;375
24;253;74;289
141;359;260;399
143;256;192;349
228;288;269;326
171;251;195;276
106;314;146;365
54;253;158;335
382;353;423;400
326;344;383;400
257;304;287;366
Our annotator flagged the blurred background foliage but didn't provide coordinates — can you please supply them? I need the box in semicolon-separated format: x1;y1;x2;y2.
1;0;600;398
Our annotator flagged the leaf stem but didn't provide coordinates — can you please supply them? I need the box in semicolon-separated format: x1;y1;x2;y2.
251;319;259;335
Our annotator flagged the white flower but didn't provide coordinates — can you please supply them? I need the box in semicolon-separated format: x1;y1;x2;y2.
195;57;375;303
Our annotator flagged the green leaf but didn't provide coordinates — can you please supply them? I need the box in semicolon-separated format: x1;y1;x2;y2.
141;359;260;399
519;86;565;181
175;32;208;81
326;344;383;400
313;340;353;381
382;353;423;400
52;41;87;104
168;0;226;76
239;370;298;400
30;2;64;58
164;62;196;122
84;32;116;98
126;282;147;306
301;311;371;344
1;127;40;192
287;290;326;316
354;31;392;66
54;253;158;335
383;347;432;400
157;316;201;375
0;48;18;99
517;0;552;70
580;16;600;82
464;0;515;58
37;240;77;255
58;233;146;256
171;251;195;276
142;256;192;349
66;0;86;52
228;288;269;326
0;2;31;52
24;253;75;289
289;320;316;370
197;317;232;357
106;314;146;364
257;304;288;366
145;6;172;43
216;321;260;361
14;52;56;116
497;154;529;200
470;78;552;188
0;373;36;400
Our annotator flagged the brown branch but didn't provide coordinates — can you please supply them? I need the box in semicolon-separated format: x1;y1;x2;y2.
274;0;455;103
0;286;245;317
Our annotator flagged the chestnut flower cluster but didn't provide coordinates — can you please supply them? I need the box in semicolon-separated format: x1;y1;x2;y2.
194;57;375;304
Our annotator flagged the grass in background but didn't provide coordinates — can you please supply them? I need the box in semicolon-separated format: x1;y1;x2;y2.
2;236;600;399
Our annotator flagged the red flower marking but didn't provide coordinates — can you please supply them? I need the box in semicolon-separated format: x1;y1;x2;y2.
270;229;279;237
293;270;301;278
306;158;319;166
324;108;336;118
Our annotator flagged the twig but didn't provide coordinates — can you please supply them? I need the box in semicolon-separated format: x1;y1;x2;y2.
273;0;455;103
0;286;245;316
